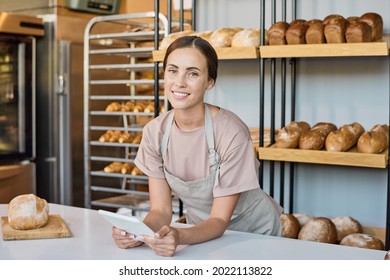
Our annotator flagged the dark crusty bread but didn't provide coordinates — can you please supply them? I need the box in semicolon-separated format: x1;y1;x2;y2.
325;122;365;152
305;19;325;44
340;233;384;250
359;12;383;41
357;124;389;154
299;122;337;150
280;213;300;239
275;121;311;148
323;14;349;43
346;21;372;43
298;217;338;244
286;20;309;45
268;21;290;45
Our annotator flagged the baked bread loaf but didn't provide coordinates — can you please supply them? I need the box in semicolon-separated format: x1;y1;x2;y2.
267;21;290;45
8;194;49;230
286;20;308;45
305;19;325;44
357;124;389;154
292;213;313;228
196;30;214;42
331;216;363;243
299;122;337;150
209;27;243;48
298;217;338;244
231;28;261;47
345;21;372;43
160;30;196;49
280;213;300;239
359;12;383;41
275;121;311;148
340;233;384;250
323;14;348;43
325;122;365;152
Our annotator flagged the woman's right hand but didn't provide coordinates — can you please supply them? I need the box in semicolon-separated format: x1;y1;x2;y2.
112;226;144;249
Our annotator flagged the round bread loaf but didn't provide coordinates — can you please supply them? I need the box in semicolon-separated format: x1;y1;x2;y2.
160;30;196;49
280;213;300;239
298;217;337;244
8;194;49;230
292;213;313;228
331;216;363;243
340;233;384;250
209;27;243;48
231;28;261;47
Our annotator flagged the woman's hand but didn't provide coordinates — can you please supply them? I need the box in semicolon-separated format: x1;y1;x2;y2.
143;225;179;257
112;226;144;249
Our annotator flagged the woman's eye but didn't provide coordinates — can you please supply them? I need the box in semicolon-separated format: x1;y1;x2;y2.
189;72;199;77
167;69;177;74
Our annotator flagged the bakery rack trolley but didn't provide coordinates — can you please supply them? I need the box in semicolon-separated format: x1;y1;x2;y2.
83;12;169;213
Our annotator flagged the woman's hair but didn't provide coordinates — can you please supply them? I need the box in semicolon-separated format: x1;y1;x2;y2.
163;36;218;82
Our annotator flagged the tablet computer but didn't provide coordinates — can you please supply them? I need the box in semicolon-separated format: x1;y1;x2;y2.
98;209;154;236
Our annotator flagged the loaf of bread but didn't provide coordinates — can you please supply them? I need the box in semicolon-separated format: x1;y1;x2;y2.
280;213;300;239
357;124;389;154
359;12;383;41
209;27;243;48
345;21;372;43
323;14;348;43
231;28;260;47
196;30;214;42
286;20;308;45
105;101;122;112
299;122;337;150
160;30;196;49
325;122;365;152
340;233;384;250
8;194;49;230
292;213;313;228
275;121;311;148
305;19;325;44
298;217;338;244
267;21;290;45
331;216;363;243
104;161;123;173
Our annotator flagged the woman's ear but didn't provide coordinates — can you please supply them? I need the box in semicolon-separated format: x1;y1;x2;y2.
207;79;215;90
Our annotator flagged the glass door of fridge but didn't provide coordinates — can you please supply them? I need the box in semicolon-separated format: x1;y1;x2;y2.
0;35;34;162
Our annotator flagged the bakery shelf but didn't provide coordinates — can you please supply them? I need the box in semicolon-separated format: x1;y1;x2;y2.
152;46;259;62
260;34;390;58
257;145;388;168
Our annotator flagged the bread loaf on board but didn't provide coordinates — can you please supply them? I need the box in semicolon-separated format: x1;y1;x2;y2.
209;27;243;48
323;14;348;43
325;122;365;152
292;213;313;228
298;217;338;244
359;12;383;41
357;124;389;154
286;20;308;45
275;121;311;148
340;233;384;250
331;216;363;243
267;21;290;45
305;19;325;44
299;122;337;150
8;194;49;230
231;28;261;47
280;213;300;239
345;21;372;43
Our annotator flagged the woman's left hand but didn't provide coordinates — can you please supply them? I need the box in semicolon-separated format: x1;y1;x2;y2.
143;225;179;257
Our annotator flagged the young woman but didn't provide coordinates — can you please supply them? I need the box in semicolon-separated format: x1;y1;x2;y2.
112;36;282;257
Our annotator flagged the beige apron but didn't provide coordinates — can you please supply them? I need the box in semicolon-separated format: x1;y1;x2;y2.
161;105;281;236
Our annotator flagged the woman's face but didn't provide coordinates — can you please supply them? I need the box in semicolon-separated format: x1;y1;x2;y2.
164;47;214;111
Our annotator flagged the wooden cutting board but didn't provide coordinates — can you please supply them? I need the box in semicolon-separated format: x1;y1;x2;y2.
1;214;72;240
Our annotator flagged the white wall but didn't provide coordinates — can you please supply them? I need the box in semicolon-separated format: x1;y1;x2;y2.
197;0;390;228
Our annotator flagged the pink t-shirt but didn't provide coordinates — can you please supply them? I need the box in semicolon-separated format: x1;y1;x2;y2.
134;107;260;197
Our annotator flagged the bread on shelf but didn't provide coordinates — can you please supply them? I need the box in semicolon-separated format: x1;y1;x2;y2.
286;19;308;45
323;14;348;43
275;121;310;148
209;27;243;48
299;122;337;150
357;124;389;154
298;217;338;244
331;216;363;243
305;19;325;44
267;21;290;45
280;213;300;239
359;12;383;41
231;28;261;47
345;21;372;43
340;233;384;250
325;122;365;152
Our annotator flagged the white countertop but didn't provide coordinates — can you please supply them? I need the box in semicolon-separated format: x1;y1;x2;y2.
0;203;387;260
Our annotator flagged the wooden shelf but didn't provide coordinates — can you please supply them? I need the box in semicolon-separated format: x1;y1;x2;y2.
152;46;259;62
256;145;388;168
260;35;390;58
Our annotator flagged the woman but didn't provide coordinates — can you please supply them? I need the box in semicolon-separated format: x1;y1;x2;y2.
112;36;281;257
